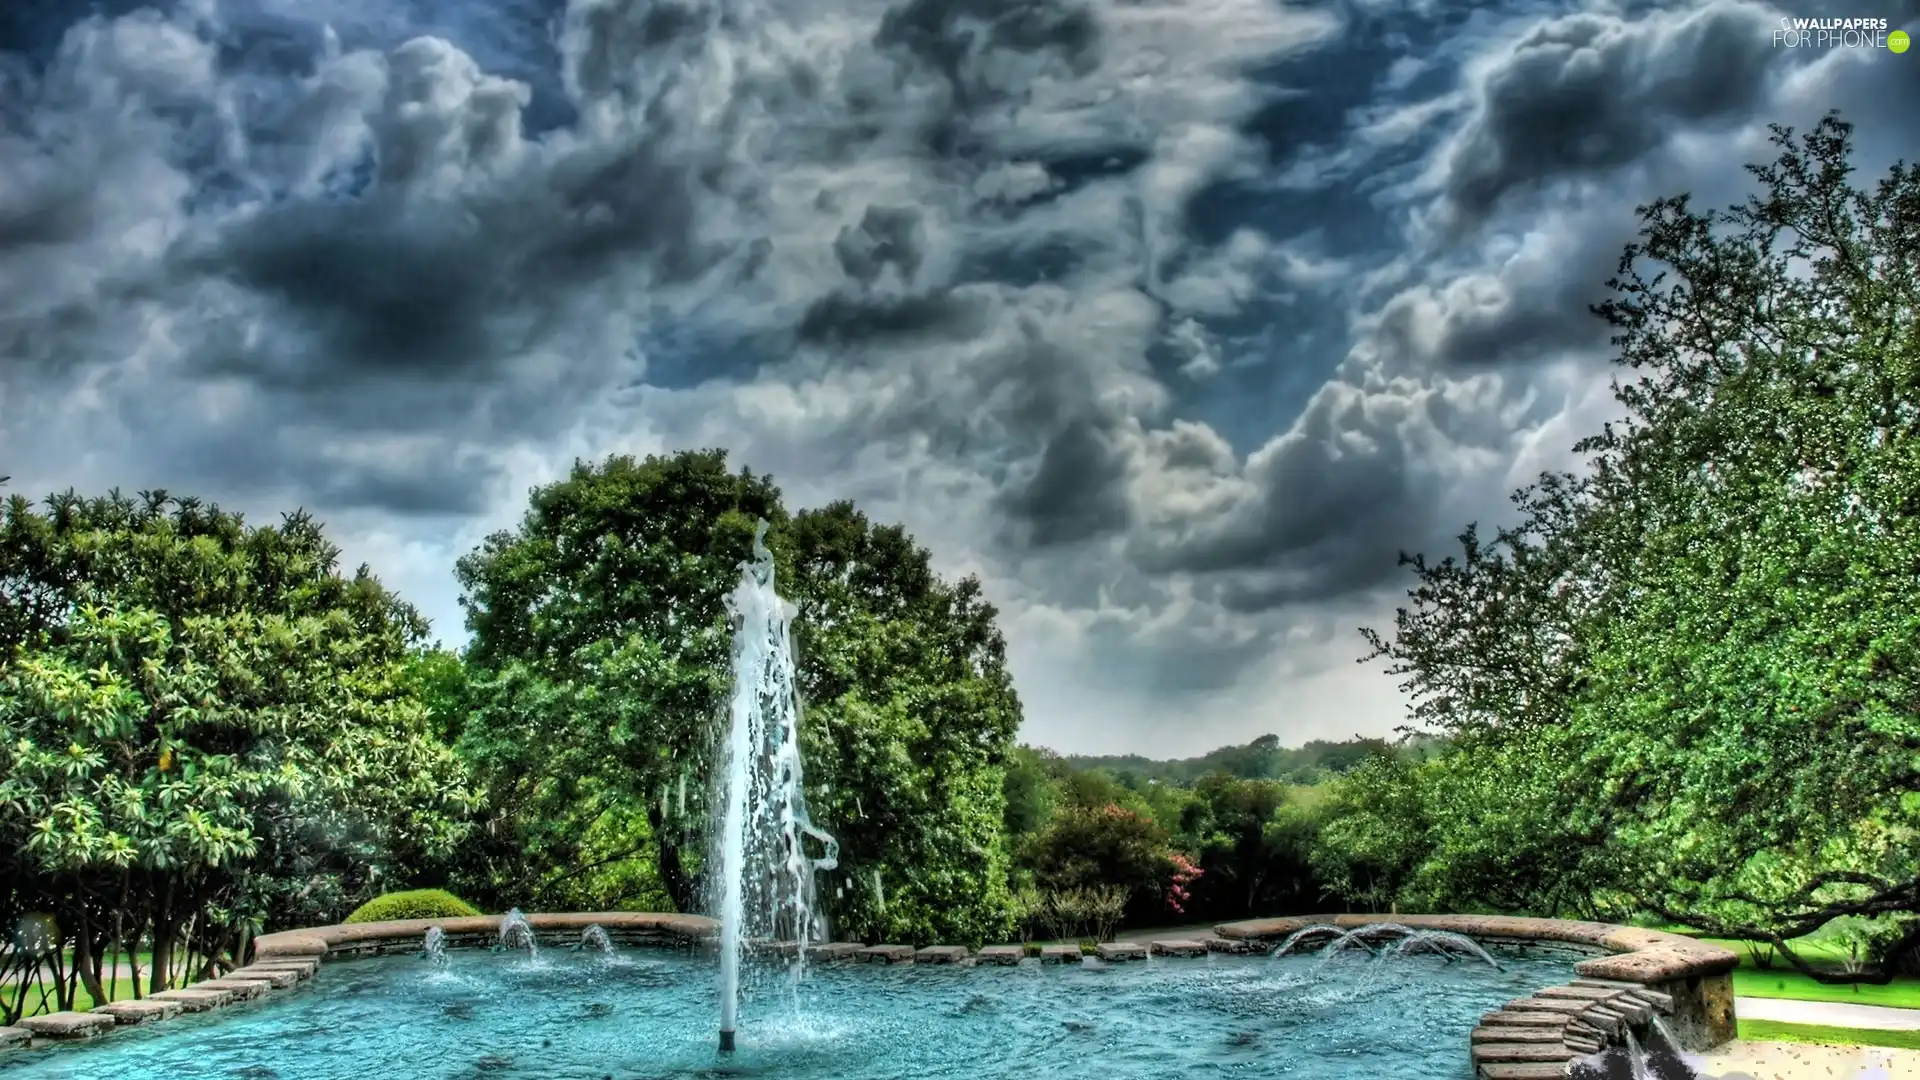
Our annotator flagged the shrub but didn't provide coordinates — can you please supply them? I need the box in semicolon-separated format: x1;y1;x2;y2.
343;889;481;924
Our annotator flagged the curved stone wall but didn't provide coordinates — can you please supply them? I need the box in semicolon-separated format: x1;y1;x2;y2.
1213;914;1740;1079
2;909;1738;1080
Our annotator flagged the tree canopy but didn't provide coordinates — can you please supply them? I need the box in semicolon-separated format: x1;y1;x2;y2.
1352;114;1920;981
0;490;471;1014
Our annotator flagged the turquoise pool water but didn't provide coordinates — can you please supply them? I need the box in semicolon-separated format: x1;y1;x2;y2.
0;948;1574;1079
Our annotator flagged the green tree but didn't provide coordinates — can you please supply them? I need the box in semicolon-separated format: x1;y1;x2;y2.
453;452;1024;943
1359;115;1920;981
0;490;471;1015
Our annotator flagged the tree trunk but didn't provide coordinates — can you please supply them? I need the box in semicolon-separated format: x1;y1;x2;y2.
72;902;107;1008
649;806;698;913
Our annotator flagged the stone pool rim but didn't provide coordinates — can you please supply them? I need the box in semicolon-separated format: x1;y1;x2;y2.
2;910;1739;1080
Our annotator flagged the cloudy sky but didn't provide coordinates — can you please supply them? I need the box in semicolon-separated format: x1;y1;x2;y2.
3;0;1914;756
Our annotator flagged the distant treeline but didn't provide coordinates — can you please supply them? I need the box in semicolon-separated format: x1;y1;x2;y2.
1062;732;1450;788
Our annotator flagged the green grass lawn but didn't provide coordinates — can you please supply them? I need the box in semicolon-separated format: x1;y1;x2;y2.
1655;930;1920;1010
1738;1019;1920;1050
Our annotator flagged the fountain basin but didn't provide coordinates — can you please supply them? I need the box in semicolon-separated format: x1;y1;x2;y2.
0;924;1582;1080
0;911;1737;1080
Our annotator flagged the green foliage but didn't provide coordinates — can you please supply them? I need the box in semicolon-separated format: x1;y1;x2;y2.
453;452;1023;945
0;490;473;1016
1022;803;1174;922
1358;115;1920;980
344;889;481;923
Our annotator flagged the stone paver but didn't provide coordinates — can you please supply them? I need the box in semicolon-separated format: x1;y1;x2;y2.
227;966;302;988
18;1012;115;1039
811;942;865;961
1472;1026;1567;1044
859;944;915;964
1734;996;1920;1030
0;1026;34;1048
149;987;234;1011
1094;942;1146;962
1475;1043;1575;1064
1039;944;1083;964
93;998;184;1024
975;945;1025;965
1474;1053;1582;1068
915;945;969;964
1150;940;1208;957
192;978;268;1000
1203;936;1260;955
246;956;319;976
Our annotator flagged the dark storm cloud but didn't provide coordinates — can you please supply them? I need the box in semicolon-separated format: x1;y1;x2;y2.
998;416;1132;547
874;0;1101;109
1441;2;1779;224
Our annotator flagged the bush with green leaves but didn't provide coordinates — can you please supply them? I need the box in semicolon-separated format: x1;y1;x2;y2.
344;889;481;924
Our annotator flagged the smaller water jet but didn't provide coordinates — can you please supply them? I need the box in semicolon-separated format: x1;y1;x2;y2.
422;926;448;966
579;925;614;954
497;908;537;954
1270;923;1500;968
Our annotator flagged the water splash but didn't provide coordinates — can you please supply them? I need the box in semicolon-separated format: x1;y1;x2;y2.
580;925;614;954
422;927;448;967
498;908;537;955
714;521;841;1053
1269;924;1500;969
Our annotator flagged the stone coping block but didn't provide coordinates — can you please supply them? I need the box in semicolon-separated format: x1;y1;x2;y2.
1038;944;1083;964
150;987;234;1011
228;967;302;989
19;1012;115;1039
253;911;717;961
192;978;267;1000
1482;1011;1569;1029
1475;1044;1575;1064
245;956;319;977
915;946;970;964
1150;940;1208;957
860;944;916;964
1478;1064;1572;1080
0;1026;30;1049
1203;936;1260;954
1472;1026;1566;1045
811;943;866;961
975;945;1024;965
1094;942;1146;962
93;999;185;1024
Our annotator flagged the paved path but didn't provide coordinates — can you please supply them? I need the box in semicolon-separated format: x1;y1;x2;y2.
1738;997;1920;1031
1693;1040;1920;1079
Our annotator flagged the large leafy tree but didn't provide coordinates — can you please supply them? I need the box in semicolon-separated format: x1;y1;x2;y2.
1360;115;1920;980
453;451;1023;943
0;490;472;1014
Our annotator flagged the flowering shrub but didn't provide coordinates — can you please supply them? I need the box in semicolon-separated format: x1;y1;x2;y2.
1165;852;1203;915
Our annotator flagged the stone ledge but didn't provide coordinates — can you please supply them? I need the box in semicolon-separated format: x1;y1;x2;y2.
1094;942;1146;962
976;945;1025;965
1038;944;1084;964
811;943;866;961
92;999;184;1025
0;1026;33;1049
1150;939;1208;957
18;1011;115;1039
860;944;915;964
149;987;235;1011
227;966;303;989
916;946;970;964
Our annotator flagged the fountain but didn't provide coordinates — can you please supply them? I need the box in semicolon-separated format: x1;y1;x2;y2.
713;521;841;1053
421;926;448;966
579;924;613;954
497;908;536;954
1270;923;1501;969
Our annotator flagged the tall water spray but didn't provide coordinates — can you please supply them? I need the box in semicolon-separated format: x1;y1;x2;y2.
715;522;840;1053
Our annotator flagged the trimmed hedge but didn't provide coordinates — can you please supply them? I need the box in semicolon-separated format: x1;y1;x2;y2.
343;889;481;924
